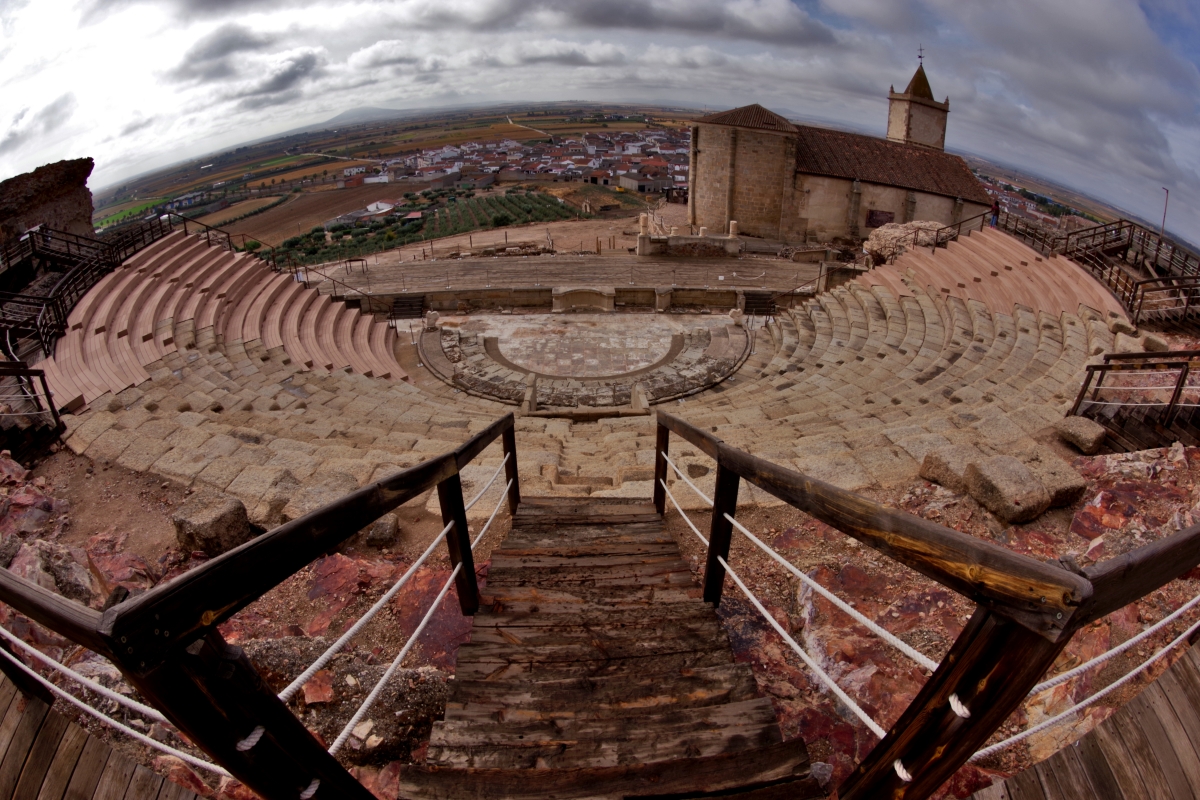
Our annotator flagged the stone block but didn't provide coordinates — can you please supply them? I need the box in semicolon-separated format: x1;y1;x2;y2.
281;472;360;524
1143;333;1170;352
117;437;173;472
151;448;214;483
918;444;984;495
1108;317;1136;335
226;466;300;529
1114;332;1143;353
362;513;400;548
855;446;919;486
1018;446;1088;508
1054;416;1107;455
965;456;1051;524
793;452;872;491
173;493;254;556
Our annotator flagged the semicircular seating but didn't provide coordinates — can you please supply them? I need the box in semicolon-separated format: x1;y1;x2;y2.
40;232;408;412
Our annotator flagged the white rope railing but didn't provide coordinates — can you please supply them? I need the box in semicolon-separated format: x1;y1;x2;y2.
0;625;167;722
279;520;454;703
973;615;1200;761
465;453;510;512
662;454;713;507
1030;591;1200;696
659;479;708;546
328;562;461;756
0;645;229;776
326;481;510;756
722;512;941;673
659;451;939;672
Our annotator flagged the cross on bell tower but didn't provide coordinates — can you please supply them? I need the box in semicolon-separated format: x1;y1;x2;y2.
886;54;950;151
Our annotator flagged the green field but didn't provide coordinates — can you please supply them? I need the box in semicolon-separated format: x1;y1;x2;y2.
269;188;586;266
257;155;305;168
94;198;163;227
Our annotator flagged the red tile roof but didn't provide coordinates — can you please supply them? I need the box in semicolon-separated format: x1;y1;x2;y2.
694;104;797;134
794;125;990;204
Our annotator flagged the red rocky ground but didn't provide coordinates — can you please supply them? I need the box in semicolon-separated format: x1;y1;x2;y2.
2;436;1199;799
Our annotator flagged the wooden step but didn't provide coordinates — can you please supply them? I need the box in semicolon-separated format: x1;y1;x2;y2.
411;497;816;799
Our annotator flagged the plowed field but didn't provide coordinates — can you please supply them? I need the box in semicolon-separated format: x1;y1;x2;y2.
220;184;405;245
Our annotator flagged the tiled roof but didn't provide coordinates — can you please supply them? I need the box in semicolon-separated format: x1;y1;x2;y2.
694;104;797;134
794;125;991;204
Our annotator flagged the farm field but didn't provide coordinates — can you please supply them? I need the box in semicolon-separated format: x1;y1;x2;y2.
220;184;405;245
93;198;163;227
189;196;286;227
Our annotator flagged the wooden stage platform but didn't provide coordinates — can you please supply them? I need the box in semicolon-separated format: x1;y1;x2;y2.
0;675;199;800
973;643;1200;799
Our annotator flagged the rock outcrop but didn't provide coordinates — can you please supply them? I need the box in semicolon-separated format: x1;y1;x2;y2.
0;157;95;247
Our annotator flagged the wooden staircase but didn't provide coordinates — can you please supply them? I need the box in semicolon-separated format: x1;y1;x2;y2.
399;497;819;799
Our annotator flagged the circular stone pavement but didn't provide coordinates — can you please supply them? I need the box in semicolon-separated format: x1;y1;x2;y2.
422;312;750;408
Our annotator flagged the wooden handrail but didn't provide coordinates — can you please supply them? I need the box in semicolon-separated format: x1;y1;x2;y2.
655;411;1090;637
102;413;518;663
654;408;1200;799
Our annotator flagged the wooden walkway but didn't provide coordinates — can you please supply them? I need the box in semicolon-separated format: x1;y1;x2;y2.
0;674;198;800
399;497;821;799
973;643;1200;799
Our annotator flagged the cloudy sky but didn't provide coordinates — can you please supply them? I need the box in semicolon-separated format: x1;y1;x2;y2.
2;0;1198;242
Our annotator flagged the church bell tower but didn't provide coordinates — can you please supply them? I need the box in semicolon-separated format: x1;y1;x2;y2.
887;61;949;151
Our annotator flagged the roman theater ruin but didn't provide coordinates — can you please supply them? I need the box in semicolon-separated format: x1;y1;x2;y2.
0;93;1198;800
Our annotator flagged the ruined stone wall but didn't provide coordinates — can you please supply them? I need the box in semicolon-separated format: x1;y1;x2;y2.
692;124;735;236
792;174;983;240
0;158;95;247
728;129;793;240
692;124;797;240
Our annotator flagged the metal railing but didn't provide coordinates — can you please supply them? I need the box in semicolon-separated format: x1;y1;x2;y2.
1068;349;1200;426
0;413;520;800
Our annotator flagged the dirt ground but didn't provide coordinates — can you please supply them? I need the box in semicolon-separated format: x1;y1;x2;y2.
221;185;413;246
191;197;284;228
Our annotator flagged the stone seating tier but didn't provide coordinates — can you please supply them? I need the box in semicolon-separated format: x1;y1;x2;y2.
40;232;407;410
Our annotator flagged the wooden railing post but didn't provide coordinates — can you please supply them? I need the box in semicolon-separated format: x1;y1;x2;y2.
652;422;669;516
112;631;376;800
702;458;740;606
837;607;1076;800
436;473;480;615
501;423;521;515
1165;363;1190;426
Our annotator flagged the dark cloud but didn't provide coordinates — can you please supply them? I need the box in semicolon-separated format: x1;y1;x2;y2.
0;94;76;155
229;50;324;100
119;116;158;136
168;23;276;83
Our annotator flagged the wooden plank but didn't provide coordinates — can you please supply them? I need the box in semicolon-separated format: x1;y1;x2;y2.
0;696;49;798
121;765;163;800
1139;682;1200;798
1089;718;1148;798
0;692;34;774
154;777;196;800
1033;758;1068;800
1110;701;1178;800
11;709;68;800
91;752;137;800
33;722;88;800
1051;744;1107;800
1005;766;1046;800
61;736;113;800
1155;666;1200;765
1075;726;1128;799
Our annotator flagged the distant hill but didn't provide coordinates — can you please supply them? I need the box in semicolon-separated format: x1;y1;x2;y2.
322;107;414;126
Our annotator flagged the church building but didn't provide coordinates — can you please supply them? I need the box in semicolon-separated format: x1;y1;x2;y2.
687;64;992;242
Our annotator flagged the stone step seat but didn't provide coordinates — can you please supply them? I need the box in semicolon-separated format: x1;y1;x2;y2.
153;250;240;355
133;244;230;365
679;281;1102;464
198;254;268;336
216;263;288;348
